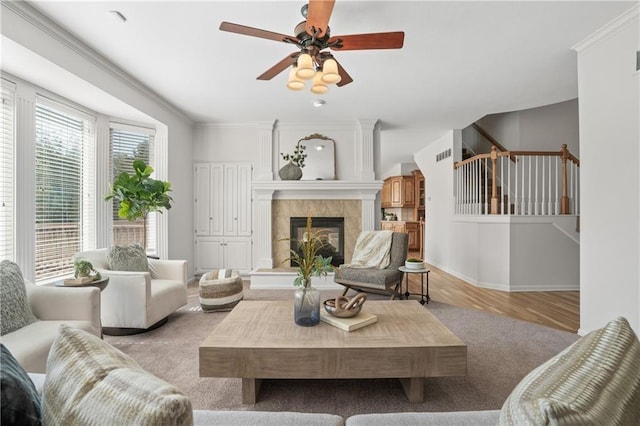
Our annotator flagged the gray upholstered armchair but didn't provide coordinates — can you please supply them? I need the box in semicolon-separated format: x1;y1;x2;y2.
334;232;408;298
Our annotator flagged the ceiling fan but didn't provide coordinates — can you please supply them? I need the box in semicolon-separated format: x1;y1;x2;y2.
219;0;404;93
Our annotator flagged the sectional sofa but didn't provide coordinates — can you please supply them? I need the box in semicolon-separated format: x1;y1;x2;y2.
5;315;638;425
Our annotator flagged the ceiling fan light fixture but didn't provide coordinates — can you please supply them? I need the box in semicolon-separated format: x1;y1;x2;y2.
295;53;315;80
287;66;305;91
311;71;329;94
321;58;341;84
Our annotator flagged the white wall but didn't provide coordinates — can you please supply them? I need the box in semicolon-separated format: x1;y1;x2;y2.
575;6;639;334
415;129;579;292
476;99;579;155
2;2;195;274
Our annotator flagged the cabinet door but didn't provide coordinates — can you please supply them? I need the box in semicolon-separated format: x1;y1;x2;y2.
236;164;252;237
223;165;239;235
210;164;225;236
195;237;224;273
194;164;211;236
406;224;419;250
390;178;403;206
403;178;415;206
392;223;406;233
381;221;394;231
224;237;252;273
381;179;391;208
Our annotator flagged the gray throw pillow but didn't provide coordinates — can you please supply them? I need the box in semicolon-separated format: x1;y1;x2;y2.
0;260;38;335
107;243;148;272
1;344;42;426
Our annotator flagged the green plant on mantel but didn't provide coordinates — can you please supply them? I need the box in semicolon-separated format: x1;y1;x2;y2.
104;159;173;250
280;141;307;168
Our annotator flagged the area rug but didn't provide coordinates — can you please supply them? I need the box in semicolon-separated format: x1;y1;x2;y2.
104;283;579;418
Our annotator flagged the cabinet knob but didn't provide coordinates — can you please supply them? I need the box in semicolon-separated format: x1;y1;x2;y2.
210;217;213;220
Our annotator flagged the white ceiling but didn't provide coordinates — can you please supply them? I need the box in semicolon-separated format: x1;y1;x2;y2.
3;1;635;160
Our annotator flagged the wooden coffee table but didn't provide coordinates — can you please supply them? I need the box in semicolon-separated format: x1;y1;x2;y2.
199;300;466;403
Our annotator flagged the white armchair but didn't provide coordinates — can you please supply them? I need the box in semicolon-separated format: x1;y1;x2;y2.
73;248;188;335
1;279;101;373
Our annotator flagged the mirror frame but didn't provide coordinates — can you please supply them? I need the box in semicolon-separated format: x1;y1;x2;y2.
299;133;336;180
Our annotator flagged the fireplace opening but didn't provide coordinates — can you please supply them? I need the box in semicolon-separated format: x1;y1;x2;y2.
290;217;344;267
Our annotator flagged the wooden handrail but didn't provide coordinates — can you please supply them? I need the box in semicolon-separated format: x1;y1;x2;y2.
471;123;509;152
454;144;580;215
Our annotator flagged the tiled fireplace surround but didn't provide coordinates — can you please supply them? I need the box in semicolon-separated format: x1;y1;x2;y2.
250;181;382;289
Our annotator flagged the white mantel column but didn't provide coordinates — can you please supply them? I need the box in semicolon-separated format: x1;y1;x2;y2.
358;119;378;181
253;188;275;269
361;193;378;231
255;120;276;181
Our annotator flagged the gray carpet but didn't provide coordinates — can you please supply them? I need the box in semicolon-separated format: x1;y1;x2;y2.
104;283;579;418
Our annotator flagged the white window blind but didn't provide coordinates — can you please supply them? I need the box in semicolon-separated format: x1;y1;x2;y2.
0;80;16;261
35;99;95;281
110;124;156;254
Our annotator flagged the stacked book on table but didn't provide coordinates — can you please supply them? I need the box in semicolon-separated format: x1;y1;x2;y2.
320;310;378;331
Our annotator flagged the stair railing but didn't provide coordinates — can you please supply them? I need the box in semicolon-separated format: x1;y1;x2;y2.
453;145;580;216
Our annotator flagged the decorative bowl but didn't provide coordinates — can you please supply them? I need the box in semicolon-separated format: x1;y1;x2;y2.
405;259;425;270
323;293;367;318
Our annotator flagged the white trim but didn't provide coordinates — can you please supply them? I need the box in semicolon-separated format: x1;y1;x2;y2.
2;0;192;124
249;270;341;290
572;3;639;52
109;121;156;136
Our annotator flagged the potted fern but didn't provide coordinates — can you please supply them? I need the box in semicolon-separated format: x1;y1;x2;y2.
104;159;173;250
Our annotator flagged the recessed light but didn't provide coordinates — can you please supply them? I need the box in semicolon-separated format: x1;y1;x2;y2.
313;99;326;107
109;10;127;23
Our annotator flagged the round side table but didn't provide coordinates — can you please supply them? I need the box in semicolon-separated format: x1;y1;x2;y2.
55;277;109;292
398;266;430;304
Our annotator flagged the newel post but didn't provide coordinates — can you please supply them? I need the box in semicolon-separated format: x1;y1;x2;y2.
490;146;499;214
560;144;570;214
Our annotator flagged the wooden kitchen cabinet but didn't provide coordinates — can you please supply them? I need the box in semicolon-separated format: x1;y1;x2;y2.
382;176;415;208
380;220;420;251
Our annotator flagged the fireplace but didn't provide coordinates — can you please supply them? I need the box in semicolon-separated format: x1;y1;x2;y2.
290;217;345;267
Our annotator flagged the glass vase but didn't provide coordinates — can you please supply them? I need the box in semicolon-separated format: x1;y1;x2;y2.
294;280;320;326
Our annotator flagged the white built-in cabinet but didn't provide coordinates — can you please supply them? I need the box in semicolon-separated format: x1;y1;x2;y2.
194;163;252;274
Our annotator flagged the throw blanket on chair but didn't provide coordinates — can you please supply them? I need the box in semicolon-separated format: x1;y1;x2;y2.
343;230;393;269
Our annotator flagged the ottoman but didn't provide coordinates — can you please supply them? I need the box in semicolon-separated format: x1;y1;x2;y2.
199;270;244;312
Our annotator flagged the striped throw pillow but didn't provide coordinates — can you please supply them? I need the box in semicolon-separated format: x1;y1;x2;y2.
43;325;193;425
499;317;640;425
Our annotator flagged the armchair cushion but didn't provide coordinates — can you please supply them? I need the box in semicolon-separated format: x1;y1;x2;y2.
43;325;192;425
0;344;42;425
107;243;148;272
0;260;37;335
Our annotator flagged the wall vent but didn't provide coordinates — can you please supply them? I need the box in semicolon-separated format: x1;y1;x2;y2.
436;148;451;162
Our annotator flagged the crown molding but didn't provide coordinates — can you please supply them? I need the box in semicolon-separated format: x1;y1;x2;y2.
2;0;193;125
573;3;639;52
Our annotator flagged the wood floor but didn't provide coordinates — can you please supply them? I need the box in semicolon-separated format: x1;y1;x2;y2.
404;262;580;334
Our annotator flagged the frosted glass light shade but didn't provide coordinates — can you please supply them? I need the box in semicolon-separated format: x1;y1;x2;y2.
321;58;341;84
311;71;329;94
295;53;315;80
287;67;305;90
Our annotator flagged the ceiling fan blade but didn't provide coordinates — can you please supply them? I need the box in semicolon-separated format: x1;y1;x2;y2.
329;31;405;51
305;0;335;38
335;59;353;87
257;53;299;80
220;22;297;44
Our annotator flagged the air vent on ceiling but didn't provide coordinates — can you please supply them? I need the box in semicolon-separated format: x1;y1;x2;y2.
436;148;451;162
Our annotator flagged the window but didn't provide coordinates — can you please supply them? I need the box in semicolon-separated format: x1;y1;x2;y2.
110;124;156;254
34;99;95;281
0;80;15;261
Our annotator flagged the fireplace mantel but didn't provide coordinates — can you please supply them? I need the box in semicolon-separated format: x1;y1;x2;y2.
251;180;382;286
252;180;382;200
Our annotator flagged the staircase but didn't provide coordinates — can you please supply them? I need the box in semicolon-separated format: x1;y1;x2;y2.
455;124;580;216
